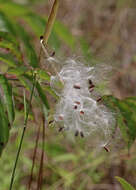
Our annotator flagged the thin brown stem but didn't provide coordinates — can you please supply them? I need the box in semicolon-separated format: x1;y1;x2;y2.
43;0;59;44
39;0;60;66
37;115;46;190
28;124;41;190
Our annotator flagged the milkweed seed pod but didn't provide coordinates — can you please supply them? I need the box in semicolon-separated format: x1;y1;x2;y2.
50;59;116;147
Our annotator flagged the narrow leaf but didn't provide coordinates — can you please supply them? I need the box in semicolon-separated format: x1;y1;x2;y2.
0;12;16;36
115;176;135;190
102;95;136;148
0;53;17;67
0;74;15;124
0;2;30;17
0;40;22;61
15;23;38;68
0;96;9;156
36;82;50;110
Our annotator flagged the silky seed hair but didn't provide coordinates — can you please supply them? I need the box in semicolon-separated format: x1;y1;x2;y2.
50;58;116;147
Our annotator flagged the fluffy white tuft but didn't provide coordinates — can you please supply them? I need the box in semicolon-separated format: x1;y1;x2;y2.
50;59;116;147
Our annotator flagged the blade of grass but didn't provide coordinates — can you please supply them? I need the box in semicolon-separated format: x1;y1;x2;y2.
9;72;36;190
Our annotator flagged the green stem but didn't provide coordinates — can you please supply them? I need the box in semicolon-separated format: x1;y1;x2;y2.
9;73;36;190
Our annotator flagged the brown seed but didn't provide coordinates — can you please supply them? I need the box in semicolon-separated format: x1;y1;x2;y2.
74;105;78;109
75;130;79;137
88;79;93;85
75;101;80;105
89;84;95;89
49;120;54;124
80;111;84;115
58;127;64;132
73;85;81;89
80;131;84;138
97;98;102;102
51;51;55;57
104;146;110;152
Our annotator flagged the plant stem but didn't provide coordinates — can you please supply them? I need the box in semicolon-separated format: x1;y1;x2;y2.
28;123;41;190
39;0;60;66
43;0;59;44
36;115;46;190
9;73;36;190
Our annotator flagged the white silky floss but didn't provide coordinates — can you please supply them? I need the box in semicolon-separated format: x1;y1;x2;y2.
50;59;116;147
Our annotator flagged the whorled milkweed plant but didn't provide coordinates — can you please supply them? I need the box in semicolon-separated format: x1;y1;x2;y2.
8;0;120;189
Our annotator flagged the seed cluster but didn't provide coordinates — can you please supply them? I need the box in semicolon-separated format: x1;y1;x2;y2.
50;59;115;147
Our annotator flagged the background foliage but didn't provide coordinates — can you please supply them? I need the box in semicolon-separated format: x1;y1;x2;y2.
0;0;136;189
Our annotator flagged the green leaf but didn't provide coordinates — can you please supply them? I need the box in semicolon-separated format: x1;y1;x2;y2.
36;81;50;110
53;21;76;50
54;20;76;49
18;75;32;91
19;74;50;110
43;86;58;100
24;13;46;36
102;95;136;148
44;142;66;157
8;66;28;76
79;37;92;61
0;40;22;61
0;2;30;17
0;53;17;67
15;23;38;68
0;74;15;124
36;69;50;81
115;176;135;190
0;96;9;156
117;99;136;147
0;31;18;45
0;12;16;36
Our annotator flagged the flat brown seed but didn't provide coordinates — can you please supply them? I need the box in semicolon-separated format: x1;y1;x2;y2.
75;101;80;105
51;51;55;57
80;111;84;115
74;105;78;109
88;79;93;85
97;98;102;102
75;131;79;137
80;132;84;138
104;146;110;152
73;85;81;89
58;127;64;132
89;84;95;89
49;120;54;124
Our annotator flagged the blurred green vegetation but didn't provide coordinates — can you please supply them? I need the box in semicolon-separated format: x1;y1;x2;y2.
0;0;136;190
